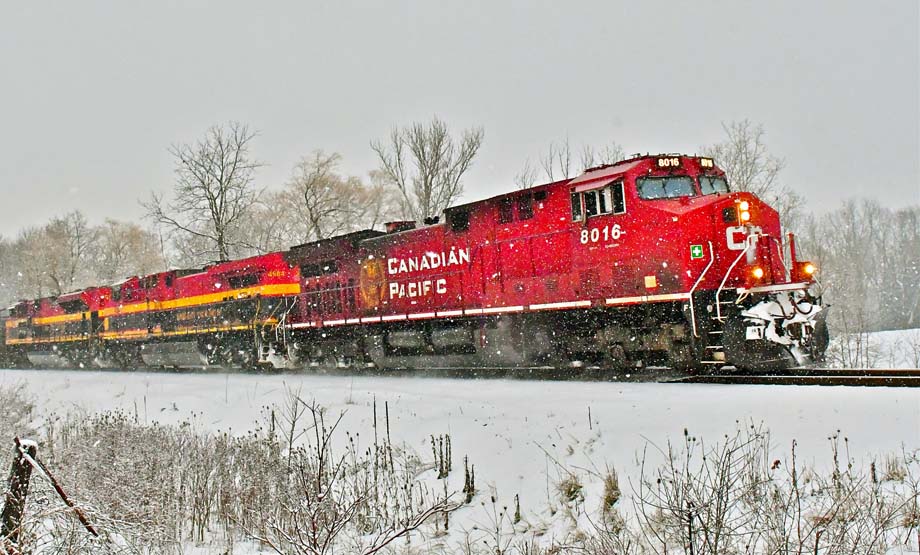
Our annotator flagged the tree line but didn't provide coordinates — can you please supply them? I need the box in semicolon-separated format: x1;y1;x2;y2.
0;118;916;345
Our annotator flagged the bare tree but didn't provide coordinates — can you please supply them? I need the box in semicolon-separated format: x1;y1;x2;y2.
239;155;400;255
796;201;920;365
527;138;625;186
540;138;573;182
356;170;401;231
236;189;299;255
91;219;166;283
9;212;98;298
701;120;783;198
289;151;365;240
371;117;484;222
43;211;97;295
0;236;14;306
9;227;46;299
514;159;539;190
580;142;625;170
701;120;804;229
144;121;262;263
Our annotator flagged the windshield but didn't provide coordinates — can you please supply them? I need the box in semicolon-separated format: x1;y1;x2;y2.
636;176;695;200
699;175;729;195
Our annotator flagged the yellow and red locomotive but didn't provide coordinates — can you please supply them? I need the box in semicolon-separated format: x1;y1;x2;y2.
2;154;827;372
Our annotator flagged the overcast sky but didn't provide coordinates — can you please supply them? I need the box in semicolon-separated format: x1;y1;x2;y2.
1;0;917;237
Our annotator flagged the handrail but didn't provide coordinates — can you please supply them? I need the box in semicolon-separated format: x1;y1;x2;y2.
277;296;298;344
716;241;753;321
688;241;715;338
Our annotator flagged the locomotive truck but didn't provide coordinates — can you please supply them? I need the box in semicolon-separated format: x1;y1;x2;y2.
2;154;828;372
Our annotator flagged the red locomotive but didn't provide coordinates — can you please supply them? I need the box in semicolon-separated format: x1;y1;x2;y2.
2;154;828;372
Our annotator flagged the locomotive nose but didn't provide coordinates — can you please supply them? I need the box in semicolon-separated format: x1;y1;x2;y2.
708;193;787;287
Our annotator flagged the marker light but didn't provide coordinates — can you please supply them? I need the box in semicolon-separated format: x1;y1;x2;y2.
740;210;751;222
752;267;765;279
792;261;817;282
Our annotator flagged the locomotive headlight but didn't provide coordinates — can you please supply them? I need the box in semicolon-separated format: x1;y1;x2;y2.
752;266;765;279
736;200;751;222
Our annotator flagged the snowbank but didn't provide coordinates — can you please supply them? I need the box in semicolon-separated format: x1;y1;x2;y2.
1;366;918;551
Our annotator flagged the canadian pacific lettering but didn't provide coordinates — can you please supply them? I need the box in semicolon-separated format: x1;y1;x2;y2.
388;278;448;299
387;248;470;276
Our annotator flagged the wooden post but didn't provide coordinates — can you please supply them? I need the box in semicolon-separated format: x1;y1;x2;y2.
1;438;37;551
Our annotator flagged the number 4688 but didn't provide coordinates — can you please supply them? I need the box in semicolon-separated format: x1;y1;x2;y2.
580;224;624;244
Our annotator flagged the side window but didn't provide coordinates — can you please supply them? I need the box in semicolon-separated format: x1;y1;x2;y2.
598;188;612;214
517;194;534;220
611;181;626;214
498;198;514;223
302;261;338;278
584;191;600;218
579;181;626;219
228;274;259;289
571;192;583;221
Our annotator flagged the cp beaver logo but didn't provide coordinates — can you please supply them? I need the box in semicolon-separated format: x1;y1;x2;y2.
359;258;386;309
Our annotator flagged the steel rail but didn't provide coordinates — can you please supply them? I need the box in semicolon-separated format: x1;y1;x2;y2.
673;368;920;387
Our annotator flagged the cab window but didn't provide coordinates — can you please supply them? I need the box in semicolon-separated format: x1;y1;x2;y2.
637;176;695;200
699;176;729;195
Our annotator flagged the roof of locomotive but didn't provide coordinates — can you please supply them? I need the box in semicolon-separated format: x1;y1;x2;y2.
361;153;720;246
289;229;385;251
444;153;695;214
285;229;386;265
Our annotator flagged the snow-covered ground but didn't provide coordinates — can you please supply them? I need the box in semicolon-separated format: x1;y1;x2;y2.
1;328;917;551
2;364;919;550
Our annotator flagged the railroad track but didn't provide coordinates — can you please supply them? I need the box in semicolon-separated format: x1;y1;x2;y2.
672;368;920;387
5;365;920;386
